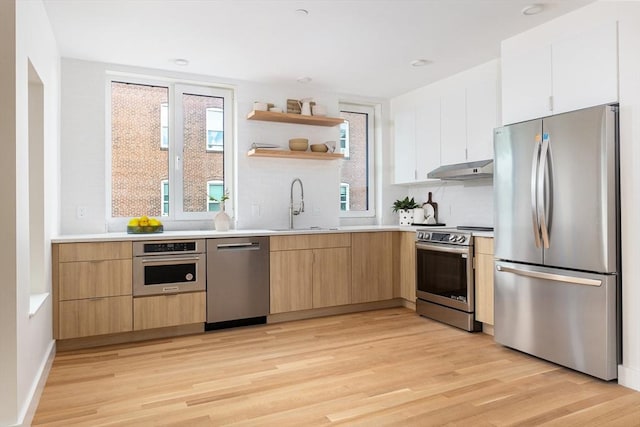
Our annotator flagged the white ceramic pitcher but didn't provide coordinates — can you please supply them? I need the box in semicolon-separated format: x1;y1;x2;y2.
299;98;313;116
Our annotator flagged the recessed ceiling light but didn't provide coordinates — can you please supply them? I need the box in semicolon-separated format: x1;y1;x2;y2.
521;4;544;15
297;76;312;84
174;58;189;66
410;59;431;67
295;8;309;16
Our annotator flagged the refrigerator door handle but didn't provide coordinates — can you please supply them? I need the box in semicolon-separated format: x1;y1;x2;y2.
495;264;602;287
531;135;542;248
538;133;551;249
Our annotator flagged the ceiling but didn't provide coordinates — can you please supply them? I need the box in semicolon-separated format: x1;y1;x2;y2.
42;0;595;99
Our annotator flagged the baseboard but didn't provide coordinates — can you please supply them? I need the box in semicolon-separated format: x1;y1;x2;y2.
618;364;640;391
16;340;56;427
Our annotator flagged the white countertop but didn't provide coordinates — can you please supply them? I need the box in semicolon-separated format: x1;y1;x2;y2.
51;224;493;243
51;225;405;243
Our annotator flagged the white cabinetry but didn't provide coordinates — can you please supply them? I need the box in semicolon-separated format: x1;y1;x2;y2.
393;59;498;184
393;99;441;183
502;22;618;125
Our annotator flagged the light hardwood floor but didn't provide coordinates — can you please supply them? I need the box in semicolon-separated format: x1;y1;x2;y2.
34;308;640;426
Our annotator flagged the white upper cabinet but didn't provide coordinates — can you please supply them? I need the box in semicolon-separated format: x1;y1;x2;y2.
440;87;467;165
392;59;499;184
393;110;417;184
552;22;618;115
466;62;499;161
415;98;441;181
502;22;618;125
502;45;553;125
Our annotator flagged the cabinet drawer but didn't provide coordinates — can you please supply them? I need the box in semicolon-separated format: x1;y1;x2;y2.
270;233;351;251
133;292;205;330
59;259;132;300
58;296;132;339
475;237;494;255
58;241;132;262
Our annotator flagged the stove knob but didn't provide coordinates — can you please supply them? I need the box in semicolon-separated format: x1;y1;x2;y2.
449;235;458;242
458;236;466;243
423;233;430;240
417;232;424;240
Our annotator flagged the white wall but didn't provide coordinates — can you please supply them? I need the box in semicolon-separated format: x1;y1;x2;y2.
59;59;393;234
1;0;59;425
501;0;640;391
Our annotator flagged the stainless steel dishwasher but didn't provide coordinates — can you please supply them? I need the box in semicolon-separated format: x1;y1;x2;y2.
205;236;269;329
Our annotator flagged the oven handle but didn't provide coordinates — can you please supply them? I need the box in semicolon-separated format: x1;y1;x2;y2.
416;242;469;256
140;256;201;264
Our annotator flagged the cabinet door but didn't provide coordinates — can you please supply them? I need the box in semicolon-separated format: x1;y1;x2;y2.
474;237;494;325
399;232;416;302
393;110;416;183
440;87;467;165
552;22;618;115
58;241;132;262
59;296;132;339
352;232;393;303
415;99;441;180
59;259;132;300
312;248;351;308
133;292;205;330
466;62;498;161
502;45;553;125
270;250;313;313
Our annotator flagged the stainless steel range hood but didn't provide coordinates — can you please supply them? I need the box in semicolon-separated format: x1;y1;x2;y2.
427;159;494;181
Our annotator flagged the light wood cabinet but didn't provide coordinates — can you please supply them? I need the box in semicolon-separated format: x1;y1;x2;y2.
54;242;133;340
399;232;416;302
502;22;617;125
474;237;494;326
270;234;351;314
352;232;394;303
133;292;206;330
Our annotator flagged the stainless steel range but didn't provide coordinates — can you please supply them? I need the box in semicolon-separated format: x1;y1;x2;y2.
415;228;481;332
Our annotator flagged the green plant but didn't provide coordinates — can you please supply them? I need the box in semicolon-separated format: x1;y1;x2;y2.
392;196;419;212
209;189;230;203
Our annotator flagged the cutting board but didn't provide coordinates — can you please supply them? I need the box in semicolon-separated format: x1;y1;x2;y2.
424;192;438;222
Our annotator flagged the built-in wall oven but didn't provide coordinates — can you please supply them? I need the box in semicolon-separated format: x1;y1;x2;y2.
133;239;206;296
415;229;481;332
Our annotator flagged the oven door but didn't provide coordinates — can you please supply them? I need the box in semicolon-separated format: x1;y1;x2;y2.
416;242;474;312
133;253;206;296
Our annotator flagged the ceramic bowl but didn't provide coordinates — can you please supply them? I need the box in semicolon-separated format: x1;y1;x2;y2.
289;138;309;151
310;143;328;153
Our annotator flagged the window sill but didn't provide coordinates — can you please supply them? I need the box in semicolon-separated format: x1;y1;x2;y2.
29;293;49;318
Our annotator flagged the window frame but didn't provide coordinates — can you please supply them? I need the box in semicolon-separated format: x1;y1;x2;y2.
106;74;234;228
339;102;376;219
339;182;350;211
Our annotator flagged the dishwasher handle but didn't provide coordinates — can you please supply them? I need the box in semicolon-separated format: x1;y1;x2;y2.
216;242;261;251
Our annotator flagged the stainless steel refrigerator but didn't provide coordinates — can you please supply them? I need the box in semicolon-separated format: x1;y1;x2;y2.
493;104;620;381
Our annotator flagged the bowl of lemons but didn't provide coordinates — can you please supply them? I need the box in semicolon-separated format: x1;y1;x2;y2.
127;216;164;234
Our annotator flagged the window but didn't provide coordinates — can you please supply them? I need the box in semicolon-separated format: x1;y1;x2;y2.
161;179;169;216
340;183;350;211
339;120;350;158
160;102;169;149
207;180;224;212
339;103;375;217
109;79;232;224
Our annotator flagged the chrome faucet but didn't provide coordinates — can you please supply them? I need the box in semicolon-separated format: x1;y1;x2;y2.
289;178;305;229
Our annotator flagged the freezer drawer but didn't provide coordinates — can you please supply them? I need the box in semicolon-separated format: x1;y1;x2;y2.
494;260;618;380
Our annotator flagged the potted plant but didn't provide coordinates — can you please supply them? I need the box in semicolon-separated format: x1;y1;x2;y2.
392;196;419;225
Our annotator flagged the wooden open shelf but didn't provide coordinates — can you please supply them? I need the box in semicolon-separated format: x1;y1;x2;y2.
246;110;344;127
247;148;344;160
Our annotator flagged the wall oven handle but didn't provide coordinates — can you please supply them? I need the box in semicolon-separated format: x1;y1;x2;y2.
495;264;601;287
416;242;469;255
140;256;200;263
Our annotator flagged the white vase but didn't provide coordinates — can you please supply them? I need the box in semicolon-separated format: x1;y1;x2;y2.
398;209;414;226
214;202;230;231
